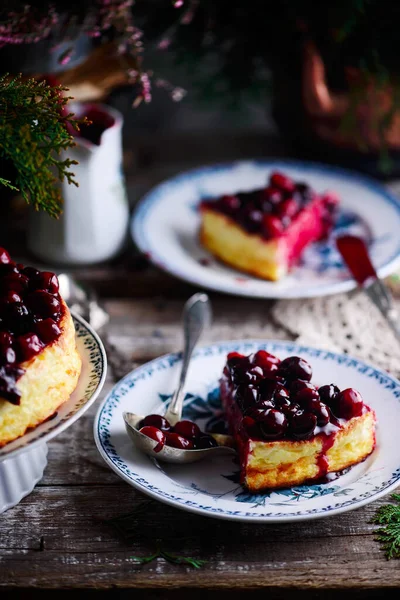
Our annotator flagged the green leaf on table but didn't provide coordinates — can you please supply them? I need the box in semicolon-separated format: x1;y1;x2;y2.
372;493;400;559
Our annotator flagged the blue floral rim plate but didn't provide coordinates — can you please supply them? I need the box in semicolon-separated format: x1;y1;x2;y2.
0;312;107;461
94;339;400;523
131;159;400;299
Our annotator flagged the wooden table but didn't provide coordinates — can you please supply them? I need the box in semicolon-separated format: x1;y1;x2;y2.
1;135;400;599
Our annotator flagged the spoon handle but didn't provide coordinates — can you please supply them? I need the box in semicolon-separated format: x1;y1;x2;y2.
164;293;212;426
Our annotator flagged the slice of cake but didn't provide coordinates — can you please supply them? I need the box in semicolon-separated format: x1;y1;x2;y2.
0;247;82;447
220;350;376;491
200;171;339;281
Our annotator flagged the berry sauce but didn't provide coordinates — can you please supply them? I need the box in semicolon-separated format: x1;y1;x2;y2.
220;349;370;482
0;248;64;405
200;171;339;253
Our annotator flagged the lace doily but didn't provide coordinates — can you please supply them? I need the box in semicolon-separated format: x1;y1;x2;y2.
272;289;400;379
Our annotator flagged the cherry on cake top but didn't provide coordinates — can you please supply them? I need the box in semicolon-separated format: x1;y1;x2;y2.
224;350;368;442
0;247;64;404
200;170;339;240
138;414;218;452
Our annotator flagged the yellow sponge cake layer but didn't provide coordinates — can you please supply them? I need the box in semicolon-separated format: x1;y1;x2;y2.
200;210;287;281
0;301;81;447
244;411;376;491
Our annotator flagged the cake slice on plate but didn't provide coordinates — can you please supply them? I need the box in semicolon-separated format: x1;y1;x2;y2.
0;247;82;447
200;171;339;281
220;349;376;492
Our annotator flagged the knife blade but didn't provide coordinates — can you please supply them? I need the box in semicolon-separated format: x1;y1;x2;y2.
336;234;400;343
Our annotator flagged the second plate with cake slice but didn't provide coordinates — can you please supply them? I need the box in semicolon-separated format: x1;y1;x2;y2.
94;339;400;523
131;159;400;299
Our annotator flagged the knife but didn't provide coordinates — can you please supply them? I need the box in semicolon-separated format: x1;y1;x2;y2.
336;234;400;343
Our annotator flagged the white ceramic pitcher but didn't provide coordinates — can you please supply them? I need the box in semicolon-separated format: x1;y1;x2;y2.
27;102;129;265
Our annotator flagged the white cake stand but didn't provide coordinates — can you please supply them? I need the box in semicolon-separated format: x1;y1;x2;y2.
0;313;107;513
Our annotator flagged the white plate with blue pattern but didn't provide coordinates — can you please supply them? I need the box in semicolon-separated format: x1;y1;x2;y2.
94;339;400;523
0;312;107;461
131;159;400;299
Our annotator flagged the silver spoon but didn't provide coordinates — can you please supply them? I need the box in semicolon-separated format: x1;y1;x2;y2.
123;293;236;463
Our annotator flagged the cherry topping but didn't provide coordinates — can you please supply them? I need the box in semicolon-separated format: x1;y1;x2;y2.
165;432;194;450
277;197;298;218
270;172;295;193
318;384;340;407
26;291;61;319
0;346;16;365
314;402;331;427
197;434;218;449
235;384;258;411
5;303;31;334
140;414;172;432
139;426;166;452
22;266;40;279
0;263;19;276
0;273;29;294
0;332;13;347
259;409;288;439
335;388;364;420
262;215;284;238
251;350;280;371
0;291;22;313
173;420;201;439
294;385;320;411
0;248;11;264
259;186;283;206
16;333;44;362
278;356;312;381
31;271;59;294
34;318;61;343
290;411;317;440
221;194;241;213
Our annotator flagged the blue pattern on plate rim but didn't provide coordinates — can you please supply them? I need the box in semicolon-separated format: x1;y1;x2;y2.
132;159;400;288
96;339;400;520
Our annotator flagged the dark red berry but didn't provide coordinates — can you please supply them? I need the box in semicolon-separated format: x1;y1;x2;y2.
139;426;166;452
31;271;59;294
0;291;22;315
26;291;61;319
235;384;258;411
221;194;241;213
294;385;320;412
0;248;11;264
0;273;29;294
251;350;280;371
23;267;40;279
335;388;364;420
278;356;312;381
196;434;218;449
258;379;280;403
165;432;194;450
5;303;31;334
282;403;301;418
17;333;44;362
227;351;244;362
290;411;317;440
173;420;201;440
259;409;288;439
0;263;19;276
0;346;16;365
315;403;330;426
262;215;284;238
277;197;298;219
34;318;61;343
318;384;340;407
140;414;172;432
259;186;283;206
270;171;295;193
290;379;310;395
0;332;13;346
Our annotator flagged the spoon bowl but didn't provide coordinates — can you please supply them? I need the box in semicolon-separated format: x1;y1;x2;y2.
122;292;236;463
123;412;236;464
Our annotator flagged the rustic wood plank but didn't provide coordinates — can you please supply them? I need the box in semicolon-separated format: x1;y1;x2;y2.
1;484;399;590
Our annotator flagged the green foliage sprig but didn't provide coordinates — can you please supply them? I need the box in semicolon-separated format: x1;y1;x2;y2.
0;74;82;218
372;493;400;559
